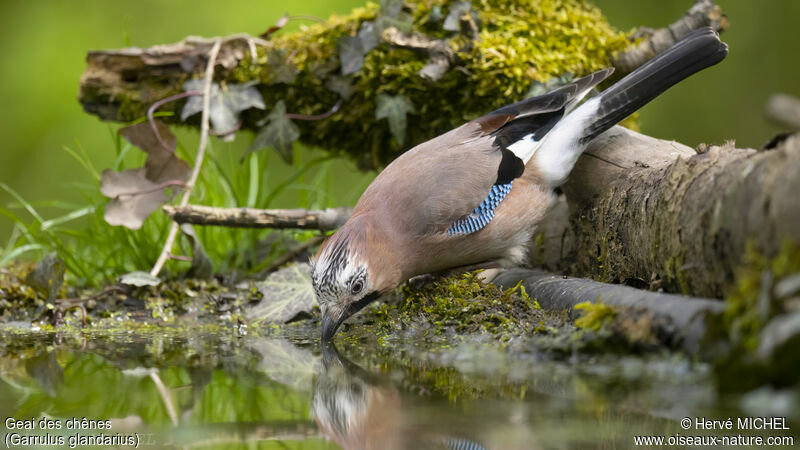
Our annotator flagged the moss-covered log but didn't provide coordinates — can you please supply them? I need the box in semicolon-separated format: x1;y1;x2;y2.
79;0;723;169
531;128;800;299
493;268;724;354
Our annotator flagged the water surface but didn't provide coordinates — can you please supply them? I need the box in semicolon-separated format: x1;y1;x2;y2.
0;327;791;449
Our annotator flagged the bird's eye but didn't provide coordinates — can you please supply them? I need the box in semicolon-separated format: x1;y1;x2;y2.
351;279;364;295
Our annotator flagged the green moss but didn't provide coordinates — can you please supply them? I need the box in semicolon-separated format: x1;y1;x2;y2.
574;300;616;331
115;92;146;121
596;237;609;282
353;271;555;341
663;252;691;295
111;0;632;168
0;261;44;321
533;232;546;259
725;240;800;350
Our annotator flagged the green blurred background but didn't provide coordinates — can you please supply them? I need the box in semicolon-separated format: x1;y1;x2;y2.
1;0;798;261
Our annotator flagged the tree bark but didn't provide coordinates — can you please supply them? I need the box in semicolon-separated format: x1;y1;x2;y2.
163;205;351;231
532;127;800;299
162;127;800;300
74;0;800;300
493;268;724;354
77;1;723;169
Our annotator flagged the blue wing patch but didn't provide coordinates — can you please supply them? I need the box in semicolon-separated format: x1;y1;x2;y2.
447;182;513;236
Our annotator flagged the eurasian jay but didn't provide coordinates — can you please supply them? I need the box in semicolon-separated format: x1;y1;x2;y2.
312;343;490;449
312;27;728;341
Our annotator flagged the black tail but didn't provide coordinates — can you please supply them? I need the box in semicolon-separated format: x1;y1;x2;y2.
580;27;728;144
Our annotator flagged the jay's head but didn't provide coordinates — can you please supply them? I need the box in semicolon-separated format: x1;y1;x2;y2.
311;216;393;341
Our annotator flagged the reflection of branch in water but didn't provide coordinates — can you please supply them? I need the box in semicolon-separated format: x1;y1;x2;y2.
149;370;178;426
311;343;488;450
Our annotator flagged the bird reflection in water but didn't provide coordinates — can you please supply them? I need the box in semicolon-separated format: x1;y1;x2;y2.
311;343;487;450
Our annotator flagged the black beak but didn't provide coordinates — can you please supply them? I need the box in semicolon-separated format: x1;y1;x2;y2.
321;313;343;342
321;291;382;342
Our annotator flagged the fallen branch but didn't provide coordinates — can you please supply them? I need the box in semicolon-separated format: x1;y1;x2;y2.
161;126;800;302
162;205;352;231
150;39;221;277
612;0;728;74
80;1;693;168
494;268;724;354
532;127;800;299
148;91;200;150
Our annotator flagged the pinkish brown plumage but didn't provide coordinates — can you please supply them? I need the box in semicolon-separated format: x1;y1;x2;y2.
312;27;728;340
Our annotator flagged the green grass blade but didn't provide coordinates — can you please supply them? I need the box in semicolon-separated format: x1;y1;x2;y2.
246;153;259;208
262;156;331;208
112;143;133;171
41;206;95;231
0;244;44;267
0;183;44;223
62;145;100;182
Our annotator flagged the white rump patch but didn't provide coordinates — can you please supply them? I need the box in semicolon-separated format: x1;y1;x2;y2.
506;133;540;164
533;96;601;186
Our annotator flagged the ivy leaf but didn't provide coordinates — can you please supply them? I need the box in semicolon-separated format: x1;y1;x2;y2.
25;352;64;397
267;49;299;85
251;339;317;391
326;76;354;99
119;271;161;287
380;0;404;17
119;119;176;153
181;80;266;135
250;101;300;163
119;121;190;184
428;5;444;23
180;224;213;279
357;21;378;53
375;93;416;146
102;121;191;229
337;0;409;77
443;1;474;31
247;263;316;324
308;56;340;78
338;36;364;76
100;168;169;229
374;11;414;34
25;252;65;302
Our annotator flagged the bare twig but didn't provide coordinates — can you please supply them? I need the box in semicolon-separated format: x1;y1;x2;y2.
147;91;201;150
167;253;192;262
162;204;352;231
612;0;728;74
66;305;87;327
151;39;222;277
